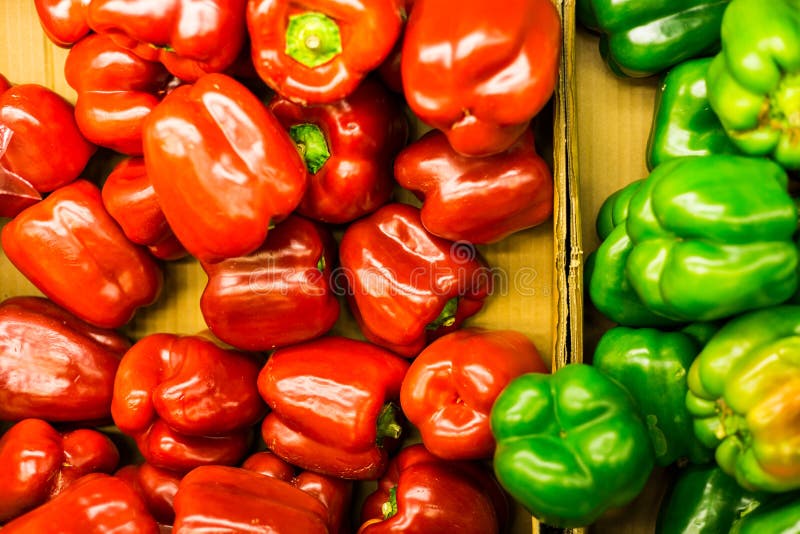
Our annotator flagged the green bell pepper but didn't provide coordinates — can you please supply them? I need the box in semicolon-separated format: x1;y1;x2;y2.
576;0;730;78
687;305;800;493
706;0;800;170
595;179;643;241
656;464;767;534
490;364;655;528
593;325;713;466
647;57;740;170
730;492;800;533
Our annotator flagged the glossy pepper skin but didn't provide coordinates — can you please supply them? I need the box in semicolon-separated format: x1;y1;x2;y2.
401;0;560;156
687;306;800;493
0;84;95;193
593;325;713;466
143;73;307;262
0;419;120;522
247;0;404;104
358;444;506;534
577;0;729;78
173;465;330;534
2;473;158;533
34;0;90;47
101;157;186;261
647;57;740;170
730;493;800;533
339;203;492;357
116;463;182;526
395;129;554;244
65;34;172;155
656;464;767;534
400;328;548;460
269;77;409;224
2;180;163;329
243;451;353;534
258;336;410;480
706;0;800;170
0;122;41;218
0;296;129;422
201;215;339;351
490;364;655;528
87;0;247;82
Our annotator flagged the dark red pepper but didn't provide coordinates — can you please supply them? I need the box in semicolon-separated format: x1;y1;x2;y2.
116;462;182;526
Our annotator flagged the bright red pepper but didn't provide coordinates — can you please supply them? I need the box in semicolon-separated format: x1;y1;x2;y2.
0;296;129;422
269;78;408;223
243;451;353;534
400;328;549;460
200;215;339;351
0;84;95;192
87;0;247;82
101;157;186;261
33;0;90;47
401;0;561;156
116;463;182;526
65;34;172;155
143;73;308;262
2;473;158;533
395;129;554;244
247;0;404;104
258;336;410;479
1;180;163;329
358;444;507;534
173;465;330;533
0;124;41;218
339;203;492;357
0;419;119;522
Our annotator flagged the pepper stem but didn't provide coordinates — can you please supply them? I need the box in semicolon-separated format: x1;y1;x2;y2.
285;12;342;68
289;123;330;174
376;402;403;444
381;486;399;520
425;297;459;331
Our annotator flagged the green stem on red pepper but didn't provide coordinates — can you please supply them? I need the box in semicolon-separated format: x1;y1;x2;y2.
381;486;398;520
376;402;403;444
289;123;330;174
285;12;342;68
426;297;459;331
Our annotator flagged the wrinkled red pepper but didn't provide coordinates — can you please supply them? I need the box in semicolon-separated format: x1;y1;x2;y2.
117;462;182;526
200;215;339;351
34;0;90;47
143;73;308;262
0;419;119;523
401;328;549;460
1;180;163;329
173;465;330;533
339;203;492;357
101;157;186;261
87;0;248;82
258;336;410;479
358;444;508;533
65;34;172;155
2;473;158;533
395;129;554;244
0;296;129;422
269;77;408;223
243;451;353;534
247;0;404;104
402;0;561;156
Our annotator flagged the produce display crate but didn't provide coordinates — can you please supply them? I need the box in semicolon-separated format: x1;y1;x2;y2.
0;1;577;533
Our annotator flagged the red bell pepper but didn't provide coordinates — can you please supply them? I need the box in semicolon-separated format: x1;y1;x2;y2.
339;203;492;357
247;0;404;104
65;34;172;155
400;328;549;460
1;180;163;329
358;444;507;533
395;129;554;244
87;0;247;82
0;84;95;192
117;462;182;526
243;451;353;534
143;73;308;262
376;0;415;94
172;465;330;533
258;336;410;479
2;473;158;533
200;215;339;351
102;157;186;261
0;123;41;218
0;296;129;422
0;419;119;522
33;0;90;47
401;0;561;156
269;78;408;223
0;73;11;94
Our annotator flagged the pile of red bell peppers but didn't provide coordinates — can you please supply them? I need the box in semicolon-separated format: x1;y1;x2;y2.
0;0;562;532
